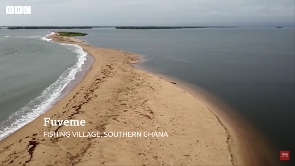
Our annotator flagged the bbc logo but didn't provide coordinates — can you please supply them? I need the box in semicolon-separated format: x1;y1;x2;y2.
6;6;31;14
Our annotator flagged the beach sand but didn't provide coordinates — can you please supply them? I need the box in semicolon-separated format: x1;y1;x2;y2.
0;33;242;165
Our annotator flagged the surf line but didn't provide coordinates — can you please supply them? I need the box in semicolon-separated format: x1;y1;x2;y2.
44;118;86;126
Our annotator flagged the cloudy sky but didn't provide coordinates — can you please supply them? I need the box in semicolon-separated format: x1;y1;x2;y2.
1;0;294;26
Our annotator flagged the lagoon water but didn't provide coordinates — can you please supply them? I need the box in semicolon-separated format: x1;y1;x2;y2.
0;28;294;165
78;27;294;165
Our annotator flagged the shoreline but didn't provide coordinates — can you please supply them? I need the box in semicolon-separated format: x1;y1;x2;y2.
132;65;248;164
0;35;93;141
133;68;280;166
0;33;243;165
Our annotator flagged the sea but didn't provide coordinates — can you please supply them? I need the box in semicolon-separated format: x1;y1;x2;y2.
0;29;90;140
0;27;294;165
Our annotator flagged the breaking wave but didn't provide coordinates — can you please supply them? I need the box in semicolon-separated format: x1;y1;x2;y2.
0;32;87;140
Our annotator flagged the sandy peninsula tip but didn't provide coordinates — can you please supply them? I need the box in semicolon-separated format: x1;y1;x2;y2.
0;32;242;166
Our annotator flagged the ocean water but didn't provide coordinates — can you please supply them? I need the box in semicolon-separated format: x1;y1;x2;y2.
0;29;89;140
77;27;294;165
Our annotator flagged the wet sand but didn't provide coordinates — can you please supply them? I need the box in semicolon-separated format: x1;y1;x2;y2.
133;70;281;166
0;33;243;165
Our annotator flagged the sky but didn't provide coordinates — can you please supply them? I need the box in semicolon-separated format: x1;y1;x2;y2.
1;0;294;26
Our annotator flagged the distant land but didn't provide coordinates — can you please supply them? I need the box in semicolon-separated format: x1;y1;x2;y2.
115;26;236;29
6;26;93;30
0;26;291;30
4;26;236;30
58;31;88;37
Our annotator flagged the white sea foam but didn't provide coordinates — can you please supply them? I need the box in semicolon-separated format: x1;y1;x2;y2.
0;32;87;141
41;32;55;42
5;36;9;37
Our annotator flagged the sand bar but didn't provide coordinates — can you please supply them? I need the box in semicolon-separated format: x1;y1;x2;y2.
0;33;241;165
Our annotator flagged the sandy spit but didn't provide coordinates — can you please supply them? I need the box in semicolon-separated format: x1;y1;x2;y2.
0;33;241;166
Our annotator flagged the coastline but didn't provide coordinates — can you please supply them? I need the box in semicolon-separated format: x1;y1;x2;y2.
133;68;281;166
0;34;93;141
132;65;250;165
0;33;242;165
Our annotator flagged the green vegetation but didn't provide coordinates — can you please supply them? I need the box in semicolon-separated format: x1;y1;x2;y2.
58;31;88;37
